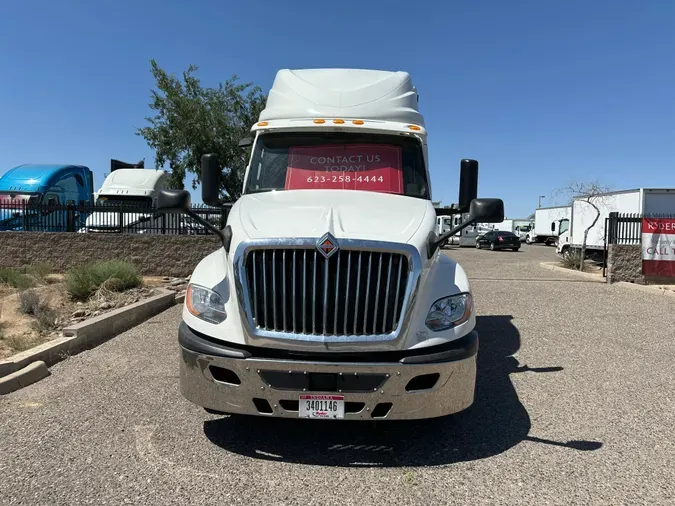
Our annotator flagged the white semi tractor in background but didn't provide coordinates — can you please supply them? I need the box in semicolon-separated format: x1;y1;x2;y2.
526;205;571;245
436;214;463;245
158;68;504;421
556;188;675;256
83;167;168;233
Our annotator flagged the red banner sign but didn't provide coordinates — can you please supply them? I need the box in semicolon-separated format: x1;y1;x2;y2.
285;144;403;194
642;218;675;277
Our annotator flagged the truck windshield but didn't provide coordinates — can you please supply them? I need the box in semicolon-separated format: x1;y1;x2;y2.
0;193;39;208
96;195;153;208
244;132;429;199
559;219;569;235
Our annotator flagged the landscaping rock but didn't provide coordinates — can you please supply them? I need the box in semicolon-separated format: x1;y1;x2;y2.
99;301;113;310
169;278;185;287
162;276;171;282
72;309;87;318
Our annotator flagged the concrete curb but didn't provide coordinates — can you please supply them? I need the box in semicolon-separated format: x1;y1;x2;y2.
539;262;606;282
0;289;175;380
0;361;50;395
616;281;675;298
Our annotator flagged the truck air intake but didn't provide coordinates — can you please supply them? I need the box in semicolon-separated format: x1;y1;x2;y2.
244;248;409;336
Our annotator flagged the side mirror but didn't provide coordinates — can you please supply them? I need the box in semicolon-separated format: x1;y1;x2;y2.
157;190;191;213
428;197;504;258
201;154;223;207
466;198;504;224
238;137;254;148
458;159;479;213
551;222;555;232
158;187;228;247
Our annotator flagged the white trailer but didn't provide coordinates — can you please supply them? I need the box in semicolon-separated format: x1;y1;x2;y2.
493;219;514;233
556;188;675;256
526;206;571;245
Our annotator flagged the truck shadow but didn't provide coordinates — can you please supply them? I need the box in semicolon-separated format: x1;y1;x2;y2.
203;315;601;467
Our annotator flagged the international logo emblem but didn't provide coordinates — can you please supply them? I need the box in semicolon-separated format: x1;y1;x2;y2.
317;233;339;259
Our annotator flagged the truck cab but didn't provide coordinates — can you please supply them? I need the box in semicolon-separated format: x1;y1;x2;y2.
0;164;93;231
555;218;571;254
160;69;503;420
436;215;462;245
83;168;170;233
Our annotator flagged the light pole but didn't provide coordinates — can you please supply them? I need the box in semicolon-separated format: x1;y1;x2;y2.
538;195;545;208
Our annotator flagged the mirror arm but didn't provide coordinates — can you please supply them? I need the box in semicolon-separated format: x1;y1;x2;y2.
427;219;475;258
183;208;226;244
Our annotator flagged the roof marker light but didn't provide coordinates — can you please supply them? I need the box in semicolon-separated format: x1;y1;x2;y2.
408;125;421;131
333;119;345;124
257;121;268;127
314;119;326;124
352;120;364;125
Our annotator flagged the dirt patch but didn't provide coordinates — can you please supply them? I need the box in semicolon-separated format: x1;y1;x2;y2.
0;279;156;361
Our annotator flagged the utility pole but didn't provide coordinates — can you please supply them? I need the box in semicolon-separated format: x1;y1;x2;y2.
538;195;545;208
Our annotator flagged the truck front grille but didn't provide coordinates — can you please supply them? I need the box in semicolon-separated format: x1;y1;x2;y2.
244;249;409;336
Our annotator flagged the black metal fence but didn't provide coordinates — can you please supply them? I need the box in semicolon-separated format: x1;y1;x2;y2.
606;212;642;246
606;212;675;246
0;201;231;235
603;212;675;277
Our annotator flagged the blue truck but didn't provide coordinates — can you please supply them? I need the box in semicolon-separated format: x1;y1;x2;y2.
0;164;94;231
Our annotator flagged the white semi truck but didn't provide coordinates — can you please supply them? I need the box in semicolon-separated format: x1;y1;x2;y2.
435;214;463;246
526;205;571;245
159;68;503;421
83;167;172;233
556;188;675;256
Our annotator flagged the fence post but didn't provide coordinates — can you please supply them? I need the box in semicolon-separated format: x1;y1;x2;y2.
22;201;28;231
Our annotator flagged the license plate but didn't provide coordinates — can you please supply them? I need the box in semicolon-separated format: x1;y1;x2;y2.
299;394;345;419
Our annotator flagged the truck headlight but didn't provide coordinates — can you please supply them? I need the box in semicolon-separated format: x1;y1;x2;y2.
186;284;227;324
425;293;472;331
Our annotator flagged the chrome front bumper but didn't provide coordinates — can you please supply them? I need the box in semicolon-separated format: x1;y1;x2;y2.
179;323;478;421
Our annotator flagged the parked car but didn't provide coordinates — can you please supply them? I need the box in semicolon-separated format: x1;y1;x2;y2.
476;230;521;251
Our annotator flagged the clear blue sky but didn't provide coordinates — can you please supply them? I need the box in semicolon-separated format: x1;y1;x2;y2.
1;0;673;218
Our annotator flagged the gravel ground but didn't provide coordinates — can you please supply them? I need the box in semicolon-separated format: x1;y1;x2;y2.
1;244;674;505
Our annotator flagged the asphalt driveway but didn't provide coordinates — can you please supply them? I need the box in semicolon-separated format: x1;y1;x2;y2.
1;244;674;505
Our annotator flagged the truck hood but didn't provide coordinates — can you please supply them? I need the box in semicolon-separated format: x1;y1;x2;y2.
236;190;429;243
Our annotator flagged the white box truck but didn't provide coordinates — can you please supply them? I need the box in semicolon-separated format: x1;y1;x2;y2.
556;188;675;256
489;218;532;239
493;219;513;233
158;68;504;421
526;206;571;245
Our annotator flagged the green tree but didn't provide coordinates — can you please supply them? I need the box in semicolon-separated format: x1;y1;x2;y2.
137;59;266;200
